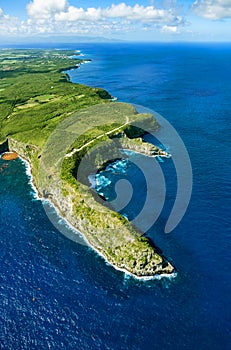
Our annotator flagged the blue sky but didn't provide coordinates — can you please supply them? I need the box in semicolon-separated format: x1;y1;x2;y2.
0;0;230;42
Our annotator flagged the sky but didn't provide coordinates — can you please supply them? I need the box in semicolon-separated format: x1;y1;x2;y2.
0;0;230;42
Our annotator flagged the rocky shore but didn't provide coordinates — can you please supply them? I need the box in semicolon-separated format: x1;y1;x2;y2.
2;129;175;279
119;136;170;158
0;47;175;279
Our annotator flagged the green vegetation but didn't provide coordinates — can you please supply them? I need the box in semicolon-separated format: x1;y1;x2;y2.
37;102;173;277
0;49;174;278
0;49;111;146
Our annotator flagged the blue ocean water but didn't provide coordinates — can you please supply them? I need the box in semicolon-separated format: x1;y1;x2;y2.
0;43;230;349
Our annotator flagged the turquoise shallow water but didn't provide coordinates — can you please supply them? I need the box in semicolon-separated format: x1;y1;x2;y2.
0;43;230;349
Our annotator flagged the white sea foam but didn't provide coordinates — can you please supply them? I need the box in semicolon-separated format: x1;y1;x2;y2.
19;157;40;200
88;174;97;188
19;159;176;282
42;200;86;246
103;254;177;282
123;271;177;282
110;96;118;101
95;174;111;189
83;226;177;282
105;159;128;173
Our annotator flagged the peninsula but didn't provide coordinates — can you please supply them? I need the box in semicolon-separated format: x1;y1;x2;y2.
0;49;174;278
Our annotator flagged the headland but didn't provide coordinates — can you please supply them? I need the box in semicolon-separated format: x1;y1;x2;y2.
0;48;174;278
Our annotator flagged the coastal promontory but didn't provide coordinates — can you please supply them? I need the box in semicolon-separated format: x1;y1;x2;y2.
0;49;174;278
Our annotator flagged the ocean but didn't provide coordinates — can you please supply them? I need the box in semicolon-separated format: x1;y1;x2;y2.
0;43;230;349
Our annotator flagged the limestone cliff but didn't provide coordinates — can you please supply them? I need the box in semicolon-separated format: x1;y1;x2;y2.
3;136;174;279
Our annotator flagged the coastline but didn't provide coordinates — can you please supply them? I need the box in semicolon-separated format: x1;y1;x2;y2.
121;148;171;159
19;155;176;281
0;48;175;280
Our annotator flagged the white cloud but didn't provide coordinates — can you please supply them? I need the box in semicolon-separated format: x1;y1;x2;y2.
161;25;178;33
54;3;182;25
193;0;231;20
0;7;8;19
103;3;133;18
0;1;185;38
24;2;184;37
0;8;21;35
55;6;102;22
27;0;68;19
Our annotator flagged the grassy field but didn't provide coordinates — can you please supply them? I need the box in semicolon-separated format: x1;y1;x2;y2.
0;49;111;146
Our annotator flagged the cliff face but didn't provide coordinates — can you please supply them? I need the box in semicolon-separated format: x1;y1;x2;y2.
45;179;174;278
119;136;170;157
8;138;40;185
3;137;174;278
0;49;175;279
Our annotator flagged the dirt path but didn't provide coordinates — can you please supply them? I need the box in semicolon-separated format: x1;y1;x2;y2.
65;118;129;158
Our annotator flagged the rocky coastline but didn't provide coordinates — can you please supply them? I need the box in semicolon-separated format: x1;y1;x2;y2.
1;132;175;279
0;49;175;279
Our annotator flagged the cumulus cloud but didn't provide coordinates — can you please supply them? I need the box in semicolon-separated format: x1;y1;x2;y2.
24;1;185;36
193;0;231;20
55;6;102;22
0;1;185;38
0;7;8;19
27;0;68;19
26;1;183;27
0;7;22;35
54;3;182;25
161;25;178;33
